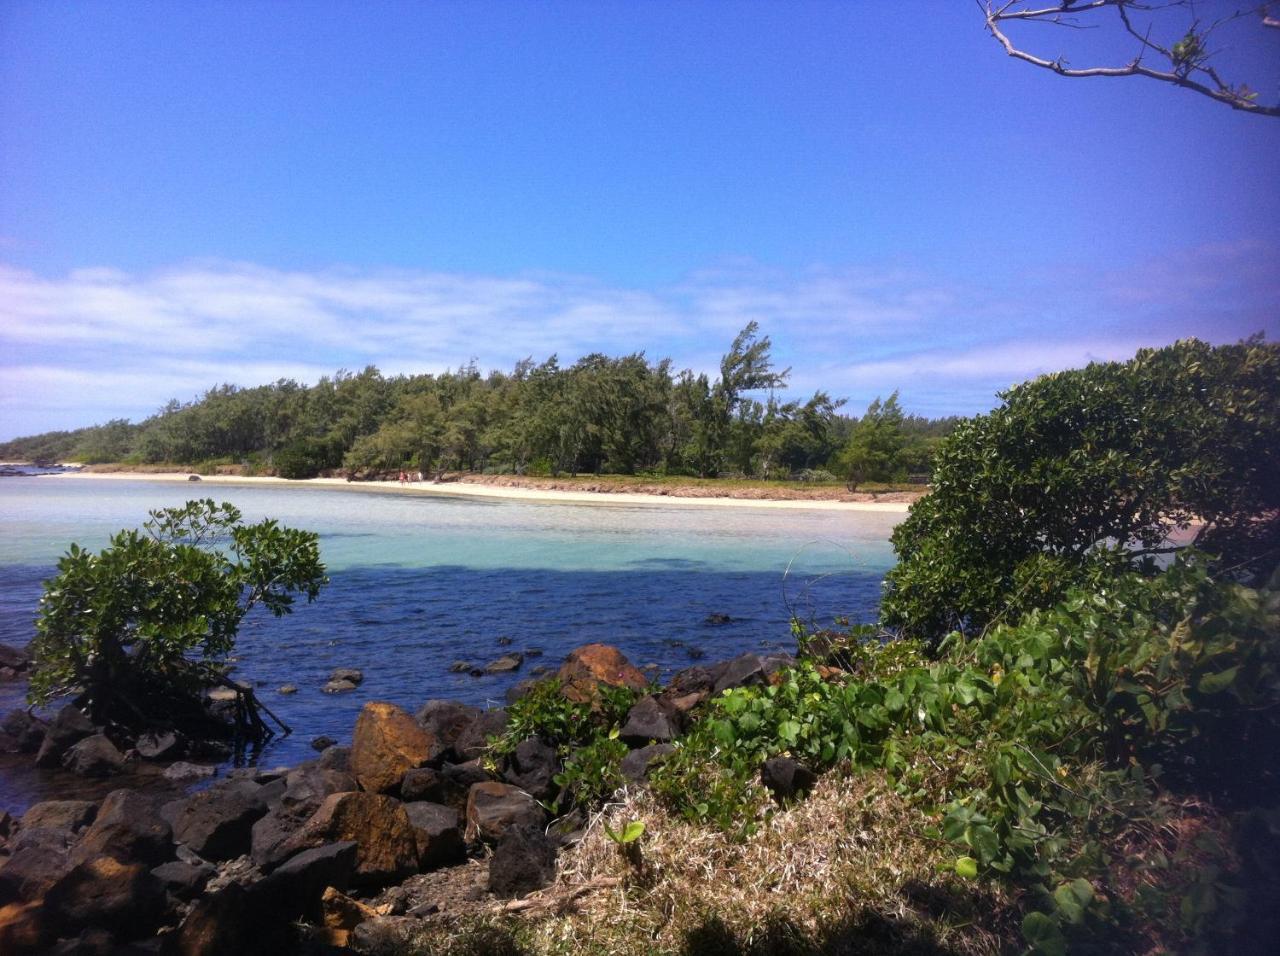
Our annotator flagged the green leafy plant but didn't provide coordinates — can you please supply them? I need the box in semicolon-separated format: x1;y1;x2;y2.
29;499;327;738
881;337;1280;644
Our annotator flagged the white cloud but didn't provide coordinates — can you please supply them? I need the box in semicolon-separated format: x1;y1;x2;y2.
1;246;1275;437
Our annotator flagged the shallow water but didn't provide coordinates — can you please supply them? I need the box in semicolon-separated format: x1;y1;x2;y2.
0;476;902;813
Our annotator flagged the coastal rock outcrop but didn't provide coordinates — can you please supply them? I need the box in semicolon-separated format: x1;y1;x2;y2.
464;781;545;844
487;823;557;897
350;701;443;794
168;781;270;861
620;695;679;744
556;643;649;704
276;792;418;888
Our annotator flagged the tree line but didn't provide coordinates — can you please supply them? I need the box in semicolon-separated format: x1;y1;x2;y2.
0;324;958;484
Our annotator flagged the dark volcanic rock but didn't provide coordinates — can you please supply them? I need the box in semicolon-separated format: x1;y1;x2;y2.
169;882;253;956
323;678;359;694
0;643;30;671
504;677;539;705
135;730;183;761
276;792;417;889
1;710;46;754
21;800;97;834
162;761;217;782
34;704;95;768
70;790;173;867
311;735;337;751
151;860;216;901
483;653;523;674
620;696;679;744
169;781;269;861
704;612;733;625
330;668;364;686
251;806;311;870
400;766;445;803
487;823;557;898
415;700;482;759
61;734;126;777
318;744;352;772
349;916;417;954
254;840;358;922
761;756;818;801
710;653;768;694
403;802;465;871
502;737;560;801
0;840;71;904
281;765;358;810
453;708;507;762
621;743;676;783
44;855;166;939
464;781;545;844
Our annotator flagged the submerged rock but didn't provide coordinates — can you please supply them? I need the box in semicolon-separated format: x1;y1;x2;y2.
483;653;523;674
61;735;126;778
34;704;95;768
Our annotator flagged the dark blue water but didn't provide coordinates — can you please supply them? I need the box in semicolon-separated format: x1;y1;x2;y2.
0;477;901;812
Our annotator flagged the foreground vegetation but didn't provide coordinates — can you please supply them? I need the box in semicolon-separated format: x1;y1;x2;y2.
0;324;955;485
398;337;1279;955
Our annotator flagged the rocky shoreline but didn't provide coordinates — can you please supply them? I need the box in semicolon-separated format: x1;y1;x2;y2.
0;642;803;954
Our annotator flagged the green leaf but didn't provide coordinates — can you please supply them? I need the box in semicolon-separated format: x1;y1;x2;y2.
954;856;978;878
1196;666;1238;695
619;820;645;843
968;824;1000;865
1021;911;1065;956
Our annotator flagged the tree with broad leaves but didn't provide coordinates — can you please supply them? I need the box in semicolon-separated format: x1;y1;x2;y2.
29;499;327;747
981;0;1280;118
881;336;1280;645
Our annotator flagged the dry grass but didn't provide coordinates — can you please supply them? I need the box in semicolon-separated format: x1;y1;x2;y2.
405;770;1020;956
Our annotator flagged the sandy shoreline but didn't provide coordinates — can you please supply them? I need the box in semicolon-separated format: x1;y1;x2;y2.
38;470;913;512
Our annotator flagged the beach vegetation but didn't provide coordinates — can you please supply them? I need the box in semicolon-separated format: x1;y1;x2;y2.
0;326;958;484
28;498;327;741
881;336;1280;642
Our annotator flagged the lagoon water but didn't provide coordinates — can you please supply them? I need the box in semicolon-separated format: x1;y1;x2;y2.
0;476;901;810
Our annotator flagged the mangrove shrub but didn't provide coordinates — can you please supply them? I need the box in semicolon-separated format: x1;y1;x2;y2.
29;499;327;730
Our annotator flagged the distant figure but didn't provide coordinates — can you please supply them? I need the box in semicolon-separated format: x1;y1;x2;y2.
398;470;407;485
416;470;424;482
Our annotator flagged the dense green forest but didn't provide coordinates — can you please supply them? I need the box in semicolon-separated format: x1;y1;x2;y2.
0;324;957;483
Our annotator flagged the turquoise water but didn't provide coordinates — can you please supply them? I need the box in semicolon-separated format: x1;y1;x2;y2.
0;476;902;807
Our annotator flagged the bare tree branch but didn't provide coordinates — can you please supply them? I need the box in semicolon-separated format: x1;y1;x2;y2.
980;0;1280;118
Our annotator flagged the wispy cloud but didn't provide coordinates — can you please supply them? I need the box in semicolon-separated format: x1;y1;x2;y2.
2;244;1275;437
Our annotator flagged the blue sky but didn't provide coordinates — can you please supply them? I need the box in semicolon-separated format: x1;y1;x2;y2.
2;1;1277;439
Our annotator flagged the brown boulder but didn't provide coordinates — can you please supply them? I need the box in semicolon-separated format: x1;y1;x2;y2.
556;643;649;705
20;800;97;835
464;781;545;844
44;855;165;939
351;701;443;794
320;886;379;948
70;789;172;867
277;792;418;888
0;901;46;955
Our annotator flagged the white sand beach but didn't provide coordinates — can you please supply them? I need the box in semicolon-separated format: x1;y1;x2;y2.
41;471;913;512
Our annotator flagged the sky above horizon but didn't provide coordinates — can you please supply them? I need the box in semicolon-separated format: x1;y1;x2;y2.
2;1;1278;440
